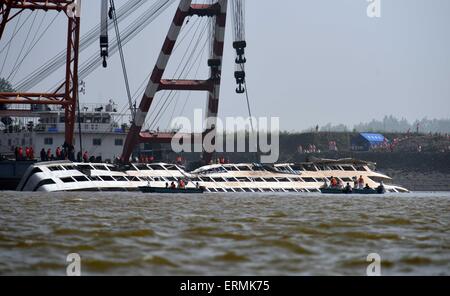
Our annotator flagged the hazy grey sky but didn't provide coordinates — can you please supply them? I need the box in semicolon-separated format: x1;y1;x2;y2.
1;0;449;131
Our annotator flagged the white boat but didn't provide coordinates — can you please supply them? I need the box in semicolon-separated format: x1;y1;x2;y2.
17;158;409;193
1;101;129;162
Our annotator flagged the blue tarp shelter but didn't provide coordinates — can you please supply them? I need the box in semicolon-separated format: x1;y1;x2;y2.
351;133;386;151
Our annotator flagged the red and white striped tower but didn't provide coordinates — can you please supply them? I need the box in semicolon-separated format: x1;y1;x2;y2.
203;0;227;164
121;0;228;163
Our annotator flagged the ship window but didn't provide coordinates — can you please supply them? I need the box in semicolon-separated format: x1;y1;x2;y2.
262;188;273;192
329;165;342;171
288;177;302;182
73;176;89;182
88;176;101;181
303;164;317;171
227;166;240;171
253;177;264;182
316;165;326;171
166;177;177;182
263;177;277;182
276;166;289;173
44;138;53;145
290;165;304;171
165;165;179;171
61;177;75;183
285;188;296;192
225;188;234;192
234;188;244;192
237;177;251;182
341;166;356;171
341;177;353;182
212;177;225;182
93;138;102;146
63;165;75;170
77;164;93;170
93;165;108;170
302;177;316;183
237;165;251;171
252;165;265;171
148;164;165;170
114;138;123;146
48;166;63;171
200;177;212;182
225;177;238;182
191;177;200;182
276;177;290;182
242;188;252;192
99;176;115;181
135;164;150;170
216;188;225;192
355;165;367;171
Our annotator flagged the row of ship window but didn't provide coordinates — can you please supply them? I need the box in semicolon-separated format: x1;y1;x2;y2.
44;163;368;174
34;177;321;193
55;175;359;184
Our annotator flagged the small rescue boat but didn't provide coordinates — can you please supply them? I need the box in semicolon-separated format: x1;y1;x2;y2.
320;187;385;194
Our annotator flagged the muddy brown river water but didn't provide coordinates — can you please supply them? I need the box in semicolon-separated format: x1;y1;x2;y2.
0;191;448;275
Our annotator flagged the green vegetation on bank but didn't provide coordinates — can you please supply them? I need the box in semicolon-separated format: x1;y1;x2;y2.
304;115;450;134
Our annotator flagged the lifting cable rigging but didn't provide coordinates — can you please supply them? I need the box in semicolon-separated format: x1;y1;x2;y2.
14;0;150;91
146;16;210;131
231;0;246;94
231;0;257;161
9;13;57;83
48;0;174;92
104;0;136;120
0;12;23;76
7;11;38;81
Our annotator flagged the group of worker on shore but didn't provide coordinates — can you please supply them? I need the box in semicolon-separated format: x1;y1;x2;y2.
324;175;385;193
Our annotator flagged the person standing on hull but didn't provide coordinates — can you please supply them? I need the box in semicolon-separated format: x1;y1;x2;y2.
358;175;364;189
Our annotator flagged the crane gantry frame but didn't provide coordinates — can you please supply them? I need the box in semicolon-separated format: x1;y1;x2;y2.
120;0;228;164
0;0;81;146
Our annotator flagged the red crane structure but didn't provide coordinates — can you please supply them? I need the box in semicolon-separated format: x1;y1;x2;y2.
120;0;228;164
0;0;81;146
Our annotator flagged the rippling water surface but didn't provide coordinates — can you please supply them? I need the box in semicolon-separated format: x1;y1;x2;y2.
0;191;449;275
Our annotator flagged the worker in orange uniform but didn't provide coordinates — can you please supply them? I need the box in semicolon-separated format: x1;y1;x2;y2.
330;176;337;187
25;147;30;160
18;146;23;161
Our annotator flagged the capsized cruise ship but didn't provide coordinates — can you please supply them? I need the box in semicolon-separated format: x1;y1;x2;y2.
17;158;409;193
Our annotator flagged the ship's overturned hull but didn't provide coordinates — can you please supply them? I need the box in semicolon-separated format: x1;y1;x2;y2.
17;159;409;193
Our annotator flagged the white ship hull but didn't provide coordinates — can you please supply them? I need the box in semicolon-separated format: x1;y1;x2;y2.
17;159;409;193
